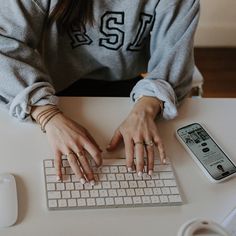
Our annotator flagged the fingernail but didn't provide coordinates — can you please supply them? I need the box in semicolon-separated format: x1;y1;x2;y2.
128;167;133;172
162;158;166;164
148;170;153;176
80;178;86;185
138;171;143;177
90;180;95;186
56;176;61;182
106;144;111;150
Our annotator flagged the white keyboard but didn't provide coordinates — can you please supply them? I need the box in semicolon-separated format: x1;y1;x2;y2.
43;158;183;210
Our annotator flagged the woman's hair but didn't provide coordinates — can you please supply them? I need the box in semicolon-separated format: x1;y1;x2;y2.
48;0;94;32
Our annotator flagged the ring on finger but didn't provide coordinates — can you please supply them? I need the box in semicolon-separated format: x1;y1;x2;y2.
65;152;75;157
144;140;154;147
134;141;144;146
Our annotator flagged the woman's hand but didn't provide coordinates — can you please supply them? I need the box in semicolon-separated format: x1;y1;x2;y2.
107;96;166;176
31;105;102;184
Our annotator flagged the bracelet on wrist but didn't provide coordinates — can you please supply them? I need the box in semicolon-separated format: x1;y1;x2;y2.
34;106;62;133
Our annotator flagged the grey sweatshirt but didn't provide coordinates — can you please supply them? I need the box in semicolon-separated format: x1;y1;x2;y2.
0;0;200;121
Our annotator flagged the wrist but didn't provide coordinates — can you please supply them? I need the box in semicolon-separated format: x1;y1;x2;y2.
133;96;163;119
31;105;56;120
31;105;62;133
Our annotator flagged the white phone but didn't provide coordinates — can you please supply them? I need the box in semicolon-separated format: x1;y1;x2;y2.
176;123;236;183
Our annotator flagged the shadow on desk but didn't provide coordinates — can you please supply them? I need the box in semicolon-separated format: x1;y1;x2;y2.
15;175;29;225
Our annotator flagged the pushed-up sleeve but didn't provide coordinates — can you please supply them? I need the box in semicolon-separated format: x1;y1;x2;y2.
0;0;58;121
131;0;200;119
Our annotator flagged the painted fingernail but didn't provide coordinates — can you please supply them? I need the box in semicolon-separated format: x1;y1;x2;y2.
57;176;61;182
148;170;153;176
138;171;143;177
128;167;133;172
80;178;86;185
90;180;95;186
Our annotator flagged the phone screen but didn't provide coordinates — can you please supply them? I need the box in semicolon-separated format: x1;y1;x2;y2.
177;123;236;180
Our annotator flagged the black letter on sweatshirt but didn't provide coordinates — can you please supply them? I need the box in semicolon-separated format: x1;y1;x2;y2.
68;24;92;49
99;12;125;50
127;13;153;51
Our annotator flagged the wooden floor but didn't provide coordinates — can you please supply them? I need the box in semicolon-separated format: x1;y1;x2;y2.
194;48;236;98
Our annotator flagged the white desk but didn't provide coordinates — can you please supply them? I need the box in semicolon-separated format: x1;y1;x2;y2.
0;97;236;236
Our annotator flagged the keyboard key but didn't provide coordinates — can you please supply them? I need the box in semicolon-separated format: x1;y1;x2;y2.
44;160;53;168
48;191;61;199
102;181;111;189
48;200;57;208
105;198;114;205
116;174;125;181
151;196;160;203
45;168;56;175
142;196;151;204
161;187;170;195
62;191;71;199
47;183;55;191
66;183;74;190
160;195;169;203
99;190;108;197
133;196;142;204
58;199;67;208
125;188;135;196
56;183;65;191
68;199;77;207
115;197;123;205
124;197;133;204
129;181;138;188
77;199;86;207
144;188;153;195
96;198;105;206
71;191;80;198
164;179;177;187
168;195;182;203
111;181;120;189
81;190;90;198
90;190;99;198
87;198;96;206
170;187;179;195
108;189;117;197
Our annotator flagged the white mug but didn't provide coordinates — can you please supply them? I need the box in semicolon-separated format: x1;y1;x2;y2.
178;218;229;236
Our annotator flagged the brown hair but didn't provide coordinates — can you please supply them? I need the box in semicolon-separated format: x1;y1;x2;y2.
48;0;94;32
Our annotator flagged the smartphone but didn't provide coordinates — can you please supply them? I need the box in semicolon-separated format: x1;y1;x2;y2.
176;123;236;183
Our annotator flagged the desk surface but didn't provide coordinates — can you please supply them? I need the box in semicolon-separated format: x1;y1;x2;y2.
0;97;236;236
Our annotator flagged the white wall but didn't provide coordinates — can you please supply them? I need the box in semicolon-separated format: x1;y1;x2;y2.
195;0;236;47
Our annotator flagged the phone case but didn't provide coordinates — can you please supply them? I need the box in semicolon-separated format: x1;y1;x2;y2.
175;122;236;183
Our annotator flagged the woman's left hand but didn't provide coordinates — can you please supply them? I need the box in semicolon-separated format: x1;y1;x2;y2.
107;96;166;176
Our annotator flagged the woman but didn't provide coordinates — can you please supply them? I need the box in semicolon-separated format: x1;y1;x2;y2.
0;0;200;184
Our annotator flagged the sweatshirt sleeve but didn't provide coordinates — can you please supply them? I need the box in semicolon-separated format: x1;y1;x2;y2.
130;0;200;120
0;0;58;121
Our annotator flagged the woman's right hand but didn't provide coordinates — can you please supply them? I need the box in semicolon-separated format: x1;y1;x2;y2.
32;106;103;185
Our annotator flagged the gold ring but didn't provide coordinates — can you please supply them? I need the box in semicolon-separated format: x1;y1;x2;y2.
65;152;74;157
144;140;154;146
76;151;84;158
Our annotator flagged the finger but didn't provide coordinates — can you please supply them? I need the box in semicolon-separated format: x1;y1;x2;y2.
76;151;95;185
154;137;166;163
145;144;155;176
81;138;103;167
123;137;135;172
67;152;86;184
134;141;145;176
107;129;122;151
54;150;62;181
